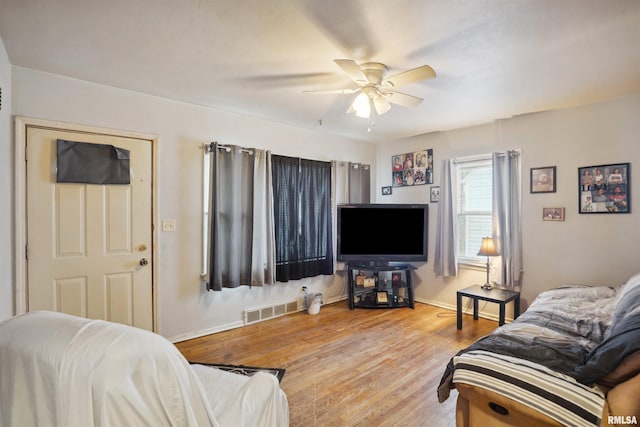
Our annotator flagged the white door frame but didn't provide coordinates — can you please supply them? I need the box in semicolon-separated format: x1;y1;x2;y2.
14;116;159;331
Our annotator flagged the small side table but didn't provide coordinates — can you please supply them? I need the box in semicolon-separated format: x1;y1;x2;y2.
457;285;520;329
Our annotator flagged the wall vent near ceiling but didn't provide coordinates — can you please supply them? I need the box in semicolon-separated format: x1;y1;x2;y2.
243;300;299;325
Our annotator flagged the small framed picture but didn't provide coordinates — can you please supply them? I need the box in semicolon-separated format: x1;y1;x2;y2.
430;186;440;203
579;163;630;213
381;186;392;196
376;291;388;304
531;166;556;193
542;207;565;221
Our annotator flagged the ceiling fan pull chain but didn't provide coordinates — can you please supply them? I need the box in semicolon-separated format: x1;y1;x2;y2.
368;101;375;132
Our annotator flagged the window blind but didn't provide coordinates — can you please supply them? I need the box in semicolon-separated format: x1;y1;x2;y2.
457;159;493;262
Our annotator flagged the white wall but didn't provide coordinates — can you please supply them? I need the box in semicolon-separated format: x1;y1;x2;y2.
10;67;375;340
8;61;640;336
0;37;12;321
376;94;640;319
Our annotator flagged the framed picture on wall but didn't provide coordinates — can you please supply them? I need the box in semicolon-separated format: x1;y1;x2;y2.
392;149;433;187
430;186;440;203
381;186;392;196
542;207;565;221
530;166;556;193
578;163;630;213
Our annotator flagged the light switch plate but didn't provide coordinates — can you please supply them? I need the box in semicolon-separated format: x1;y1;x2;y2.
162;219;176;232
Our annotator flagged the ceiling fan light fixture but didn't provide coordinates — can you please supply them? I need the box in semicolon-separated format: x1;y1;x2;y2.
374;94;391;115
353;92;371;118
309;59;435;125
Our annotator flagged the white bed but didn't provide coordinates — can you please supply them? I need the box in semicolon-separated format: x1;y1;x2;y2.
0;311;289;427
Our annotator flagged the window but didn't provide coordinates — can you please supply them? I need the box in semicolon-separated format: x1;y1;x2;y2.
457;158;493;265
271;155;333;282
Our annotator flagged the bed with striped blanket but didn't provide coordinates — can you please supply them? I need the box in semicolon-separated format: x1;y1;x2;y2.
453;350;605;426
438;274;640;427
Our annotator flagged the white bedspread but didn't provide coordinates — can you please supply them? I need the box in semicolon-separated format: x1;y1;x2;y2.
0;311;289;427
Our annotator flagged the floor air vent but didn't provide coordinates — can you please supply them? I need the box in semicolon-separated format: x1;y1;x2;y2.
244;300;299;325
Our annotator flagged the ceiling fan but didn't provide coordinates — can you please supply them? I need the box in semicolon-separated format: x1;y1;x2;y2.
305;59;436;123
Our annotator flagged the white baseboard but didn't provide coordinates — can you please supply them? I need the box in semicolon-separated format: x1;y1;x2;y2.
169;320;244;343
417;297;513;323
325;294;347;305
170;294;349;343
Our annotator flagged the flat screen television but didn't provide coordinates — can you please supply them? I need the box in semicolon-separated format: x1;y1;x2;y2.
337;204;428;264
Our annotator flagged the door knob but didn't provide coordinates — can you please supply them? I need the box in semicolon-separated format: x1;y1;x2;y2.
139;258;149;266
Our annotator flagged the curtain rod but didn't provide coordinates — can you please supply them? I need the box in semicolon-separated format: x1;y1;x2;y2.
332;161;370;169
205;142;253;155
205;143;371;167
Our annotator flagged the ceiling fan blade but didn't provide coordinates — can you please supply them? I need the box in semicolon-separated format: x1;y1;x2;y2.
301;0;378;59
334;59;368;84
303;88;360;94
383;65;436;88
385;91;424;108
241;72;343;89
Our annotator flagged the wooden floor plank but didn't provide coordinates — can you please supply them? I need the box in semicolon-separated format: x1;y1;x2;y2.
175;301;496;427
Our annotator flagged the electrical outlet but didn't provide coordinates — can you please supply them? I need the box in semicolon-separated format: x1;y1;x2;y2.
162;219;176;232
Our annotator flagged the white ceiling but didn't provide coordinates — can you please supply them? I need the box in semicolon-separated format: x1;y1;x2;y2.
2;0;640;143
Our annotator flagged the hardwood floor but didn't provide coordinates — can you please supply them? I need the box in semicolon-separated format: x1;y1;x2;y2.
175;301;497;427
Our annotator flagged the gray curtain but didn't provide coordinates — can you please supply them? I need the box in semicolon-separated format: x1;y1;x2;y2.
348;163;370;203
250;149;275;285
434;159;458;277
332;161;370;204
205;143;274;290
492;151;523;287
331;161;370;272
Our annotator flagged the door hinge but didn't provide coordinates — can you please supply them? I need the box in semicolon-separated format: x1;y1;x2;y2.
25;245;28;260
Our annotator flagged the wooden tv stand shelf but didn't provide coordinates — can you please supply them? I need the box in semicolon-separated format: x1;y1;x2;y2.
347;263;415;309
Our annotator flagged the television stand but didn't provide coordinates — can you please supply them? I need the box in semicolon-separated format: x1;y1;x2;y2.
347;263;415;309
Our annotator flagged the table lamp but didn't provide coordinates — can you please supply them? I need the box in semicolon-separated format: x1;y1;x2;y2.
477;237;499;290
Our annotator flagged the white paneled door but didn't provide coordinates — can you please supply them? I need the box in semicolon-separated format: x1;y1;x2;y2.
26;127;153;330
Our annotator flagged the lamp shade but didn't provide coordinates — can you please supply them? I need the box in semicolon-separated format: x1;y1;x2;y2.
477;237;499;257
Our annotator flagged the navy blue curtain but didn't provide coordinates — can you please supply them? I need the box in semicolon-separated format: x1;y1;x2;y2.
272;155;333;282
